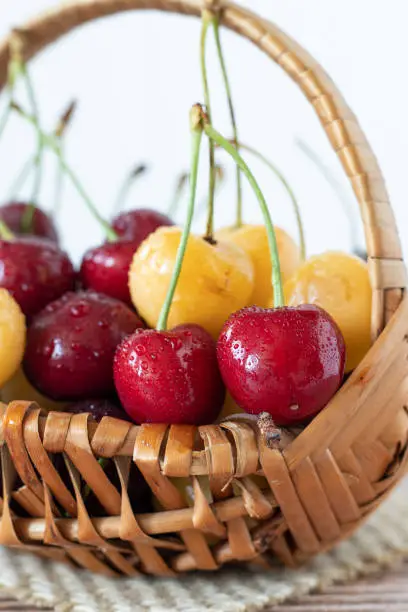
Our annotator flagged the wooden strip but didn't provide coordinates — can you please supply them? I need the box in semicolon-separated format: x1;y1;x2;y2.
260;444;320;554
314;450;361;524
291;458;341;542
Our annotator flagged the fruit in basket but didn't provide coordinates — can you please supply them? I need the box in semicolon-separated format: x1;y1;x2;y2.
217;304;345;425
193;105;346;425
0;236;75;318
115;111;225;424
114;323;225;424
0;289;26;387
112;209;173;244
65;398;131;421
216;224;300;307
284;251;371;371
23;290;143;400
79;241;137;305
0;202;58;243
129;226;254;339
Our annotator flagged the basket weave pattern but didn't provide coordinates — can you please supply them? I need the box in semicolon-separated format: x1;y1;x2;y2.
0;0;407;577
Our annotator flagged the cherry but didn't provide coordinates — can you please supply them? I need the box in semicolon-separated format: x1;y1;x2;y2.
112;209;173;245
114;324;225;424
193;105;346;425
217;305;345;425
0;202;58;242
65;398;131;422
79;240;136;304
23;291;143;400
0;237;75;318
114;112;225;425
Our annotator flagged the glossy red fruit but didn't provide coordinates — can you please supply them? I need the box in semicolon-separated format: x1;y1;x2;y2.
79;241;136;304
0;202;58;242
217;304;346;425
65;398;131;422
24;291;143;400
114;323;225;424
0;237;75;318
112;209;173;245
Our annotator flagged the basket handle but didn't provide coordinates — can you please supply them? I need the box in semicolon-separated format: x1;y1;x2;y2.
0;0;405;336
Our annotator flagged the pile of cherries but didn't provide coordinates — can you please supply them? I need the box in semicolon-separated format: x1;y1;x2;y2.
0;18;372;434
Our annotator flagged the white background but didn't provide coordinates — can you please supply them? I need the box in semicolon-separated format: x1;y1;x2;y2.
0;1;406;265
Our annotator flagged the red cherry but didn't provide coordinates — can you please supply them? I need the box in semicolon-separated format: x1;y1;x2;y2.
0;202;58;243
114;323;225;424
79;241;136;304
112;208;173;245
0;237;75;318
65;398;132;422
217;304;345;425
24;291;143;400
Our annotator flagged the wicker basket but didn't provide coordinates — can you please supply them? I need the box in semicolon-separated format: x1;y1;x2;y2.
0;0;407;578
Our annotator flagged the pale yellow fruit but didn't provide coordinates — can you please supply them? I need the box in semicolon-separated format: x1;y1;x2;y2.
129;226;254;339
216;224;301;307
284;251;372;372
0;289;26;389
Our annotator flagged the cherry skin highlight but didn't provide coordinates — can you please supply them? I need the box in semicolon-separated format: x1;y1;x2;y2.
24;291;143;401
79;241;137;304
114;323;225;424
217;304;346;425
112;208;173;245
0;202;59;242
0;237;75;318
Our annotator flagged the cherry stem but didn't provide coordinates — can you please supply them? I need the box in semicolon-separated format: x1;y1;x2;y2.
8;100;77;209
53;100;78;218
113;164;148;216
20;65;44;233
211;14;242;228
13;104;117;242
218;140;306;261
0;96;12;141
295;137;360;254
200;10;216;241
198;106;284;308
168;171;189;219
0;220;15;241
156;107;203;331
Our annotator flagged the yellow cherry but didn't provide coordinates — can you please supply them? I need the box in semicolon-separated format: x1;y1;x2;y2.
1;367;67;412
216;224;301;307
0;289;26;388
129;226;254;339
284;251;372;372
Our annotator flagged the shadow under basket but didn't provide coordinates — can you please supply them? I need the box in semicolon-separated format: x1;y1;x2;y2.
0;0;407;577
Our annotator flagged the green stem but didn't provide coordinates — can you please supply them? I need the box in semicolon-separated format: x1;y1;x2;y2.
200;11;216;241
0;220;15;241
200;110;284;308
0;98;12;141
14;104;117;241
222;141;306;261
113;164;147;216
53;141;65;218
20;66;43;232
167;171;189;219
7;154;33;200
295;137;359;253
211;15;242;228
53;100;77;217
156;108;203;331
